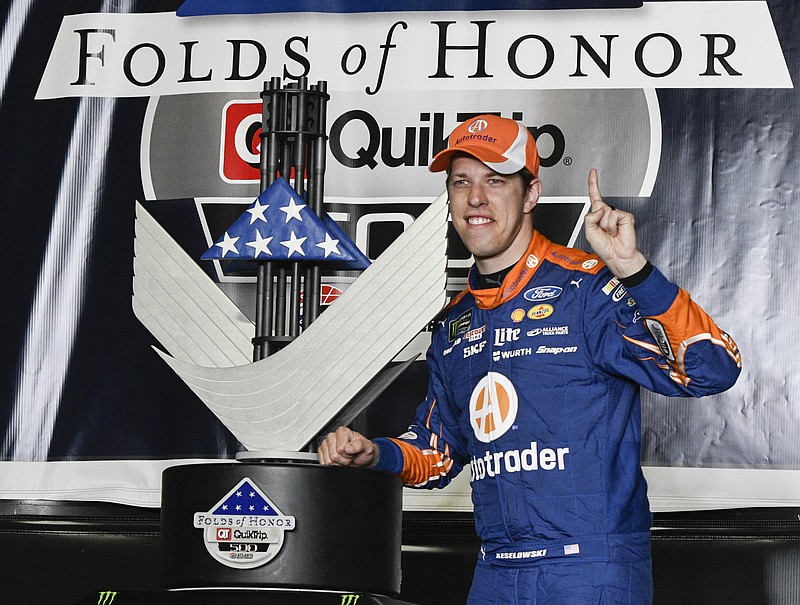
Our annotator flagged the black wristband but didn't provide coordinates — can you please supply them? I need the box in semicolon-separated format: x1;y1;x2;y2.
619;260;653;288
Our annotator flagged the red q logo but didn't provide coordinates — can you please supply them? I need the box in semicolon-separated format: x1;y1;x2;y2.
216;528;232;541
221;101;262;182
468;118;488;134
469;372;519;443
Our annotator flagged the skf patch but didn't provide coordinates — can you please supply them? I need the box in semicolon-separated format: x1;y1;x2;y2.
448;308;473;341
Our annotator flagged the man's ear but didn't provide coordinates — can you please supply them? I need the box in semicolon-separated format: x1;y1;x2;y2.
523;179;542;214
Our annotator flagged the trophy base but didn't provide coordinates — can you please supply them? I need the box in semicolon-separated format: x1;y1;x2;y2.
161;461;402;595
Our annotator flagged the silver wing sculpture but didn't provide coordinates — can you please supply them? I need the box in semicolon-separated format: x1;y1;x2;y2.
133;201;254;368
133;192;449;452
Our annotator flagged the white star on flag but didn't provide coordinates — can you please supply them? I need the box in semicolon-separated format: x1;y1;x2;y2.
280;196;306;223
214;231;240;257
246;231;273;257
281;231;307;257
246;200;269;224
316;233;342;258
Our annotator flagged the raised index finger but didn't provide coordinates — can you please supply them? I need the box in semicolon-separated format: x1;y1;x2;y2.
588;168;605;212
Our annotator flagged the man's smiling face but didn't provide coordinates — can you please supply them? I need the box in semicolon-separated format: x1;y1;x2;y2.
447;155;541;274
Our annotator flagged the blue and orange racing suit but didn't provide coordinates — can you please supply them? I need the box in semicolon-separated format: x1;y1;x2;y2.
372;230;741;599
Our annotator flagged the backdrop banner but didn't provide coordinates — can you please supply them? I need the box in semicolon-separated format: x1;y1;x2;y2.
1;0;798;511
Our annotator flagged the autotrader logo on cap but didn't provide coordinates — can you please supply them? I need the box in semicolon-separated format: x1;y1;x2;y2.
468;119;488;133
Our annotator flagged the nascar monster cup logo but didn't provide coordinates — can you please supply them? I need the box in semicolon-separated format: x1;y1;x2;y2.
194;478;296;569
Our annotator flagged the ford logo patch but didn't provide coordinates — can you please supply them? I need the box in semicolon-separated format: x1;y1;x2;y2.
523;286;563;302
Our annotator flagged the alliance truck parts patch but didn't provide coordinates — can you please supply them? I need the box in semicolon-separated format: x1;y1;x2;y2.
193;477;295;569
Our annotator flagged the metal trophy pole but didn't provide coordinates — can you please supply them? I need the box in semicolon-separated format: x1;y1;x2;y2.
253;77;329;361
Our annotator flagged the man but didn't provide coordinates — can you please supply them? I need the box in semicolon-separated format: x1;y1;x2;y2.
318;115;741;604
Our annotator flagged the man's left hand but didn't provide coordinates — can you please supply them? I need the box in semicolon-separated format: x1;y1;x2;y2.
584;168;647;278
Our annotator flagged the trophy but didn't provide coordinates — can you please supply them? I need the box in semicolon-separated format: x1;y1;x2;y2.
133;77;448;601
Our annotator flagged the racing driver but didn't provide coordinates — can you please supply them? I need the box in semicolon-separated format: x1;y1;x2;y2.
318;114;742;604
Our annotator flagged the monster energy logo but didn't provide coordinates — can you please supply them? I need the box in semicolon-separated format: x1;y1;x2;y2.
340;595;360;605
448;308;473;342
97;592;117;605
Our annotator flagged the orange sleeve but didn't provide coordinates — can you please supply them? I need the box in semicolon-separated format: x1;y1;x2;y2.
388;438;455;487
